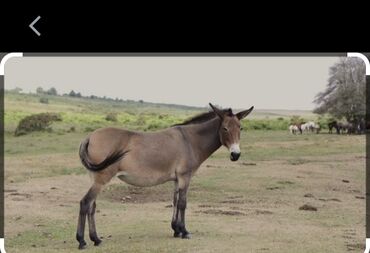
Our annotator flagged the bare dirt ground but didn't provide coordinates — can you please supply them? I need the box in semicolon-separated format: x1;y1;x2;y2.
4;132;366;252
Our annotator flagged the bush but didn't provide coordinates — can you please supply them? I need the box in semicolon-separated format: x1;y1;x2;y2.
316;115;333;130
68;126;76;132
105;112;118;122
290;115;305;125
136;115;146;126
39;97;49;104
15;113;62;136
84;126;100;133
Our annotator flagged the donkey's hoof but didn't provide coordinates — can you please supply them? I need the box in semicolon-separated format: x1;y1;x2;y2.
94;238;102;246
182;232;191;239
78;242;87;250
173;232;181;238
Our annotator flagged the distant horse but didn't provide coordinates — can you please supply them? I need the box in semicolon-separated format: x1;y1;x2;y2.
289;125;300;134
306;121;320;134
328;121;340;134
296;123;303;134
300;123;309;133
328;121;358;135
339;122;355;134
358;119;366;134
76;103;254;249
298;121;320;134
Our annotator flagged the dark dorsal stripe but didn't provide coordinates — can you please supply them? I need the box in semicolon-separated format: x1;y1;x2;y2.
172;108;233;126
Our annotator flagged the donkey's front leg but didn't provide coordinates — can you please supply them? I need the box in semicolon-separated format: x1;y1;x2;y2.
174;175;191;239
171;181;181;237
178;188;191;239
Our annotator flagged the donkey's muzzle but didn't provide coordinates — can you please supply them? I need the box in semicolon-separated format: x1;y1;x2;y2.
230;152;240;161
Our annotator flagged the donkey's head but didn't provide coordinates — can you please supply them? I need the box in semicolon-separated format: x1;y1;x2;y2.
209;103;254;161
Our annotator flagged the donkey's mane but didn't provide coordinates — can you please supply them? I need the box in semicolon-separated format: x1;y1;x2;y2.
173;108;233;126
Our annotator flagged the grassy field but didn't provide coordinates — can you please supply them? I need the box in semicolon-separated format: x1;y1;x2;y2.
4;92;366;252
4;91;323;134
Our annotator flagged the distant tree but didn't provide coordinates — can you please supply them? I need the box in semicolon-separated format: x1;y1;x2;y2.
313;57;365;124
76;92;82;98
139;99;144;103
39;97;49;104
105;112;117;122
69;90;76;97
36;87;44;94
10;87;22;93
46;87;58;96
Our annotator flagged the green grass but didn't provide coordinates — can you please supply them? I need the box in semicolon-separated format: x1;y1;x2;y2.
5;91;327;135
211;130;365;161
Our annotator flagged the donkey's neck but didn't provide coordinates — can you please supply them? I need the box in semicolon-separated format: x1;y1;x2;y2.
183;117;222;165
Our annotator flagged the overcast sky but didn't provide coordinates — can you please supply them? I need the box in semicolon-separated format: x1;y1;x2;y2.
5;56;339;110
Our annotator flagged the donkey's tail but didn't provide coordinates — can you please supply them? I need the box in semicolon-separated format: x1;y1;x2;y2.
79;138;128;172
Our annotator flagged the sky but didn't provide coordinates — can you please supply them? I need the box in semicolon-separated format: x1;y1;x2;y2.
4;56;339;110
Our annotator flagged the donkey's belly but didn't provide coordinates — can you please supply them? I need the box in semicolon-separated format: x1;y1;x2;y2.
116;170;175;187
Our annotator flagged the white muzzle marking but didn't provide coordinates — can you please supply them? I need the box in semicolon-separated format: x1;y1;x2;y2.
229;143;240;154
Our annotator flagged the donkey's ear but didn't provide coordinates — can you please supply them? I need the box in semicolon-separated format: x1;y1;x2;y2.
209;103;224;119
236;106;254;120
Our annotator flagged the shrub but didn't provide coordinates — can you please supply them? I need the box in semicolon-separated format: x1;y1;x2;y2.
146;122;161;130
316;115;333;129
136;115;146;126
39;97;49;104
105;112;117;122
15;113;62;136
290;115;305;125
68;126;76;132
84;126;96;132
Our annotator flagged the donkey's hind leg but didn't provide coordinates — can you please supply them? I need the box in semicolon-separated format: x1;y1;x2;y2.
88;201;102;246
76;183;103;249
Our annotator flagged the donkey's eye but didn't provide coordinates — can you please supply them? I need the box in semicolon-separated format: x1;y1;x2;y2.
223;127;228;132
240;127;244;130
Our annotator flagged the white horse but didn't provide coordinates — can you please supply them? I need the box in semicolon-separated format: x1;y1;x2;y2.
306;121;320;133
289;125;299;134
300;123;309;133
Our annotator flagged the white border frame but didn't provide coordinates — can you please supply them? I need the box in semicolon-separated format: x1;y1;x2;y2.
0;238;5;253
347;53;370;253
347;52;370;76
0;52;369;253
0;52;23;76
0;51;24;253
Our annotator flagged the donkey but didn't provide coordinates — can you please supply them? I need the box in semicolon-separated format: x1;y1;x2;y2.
76;103;254;249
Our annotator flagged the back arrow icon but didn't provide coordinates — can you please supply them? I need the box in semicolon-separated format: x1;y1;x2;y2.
29;16;41;36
